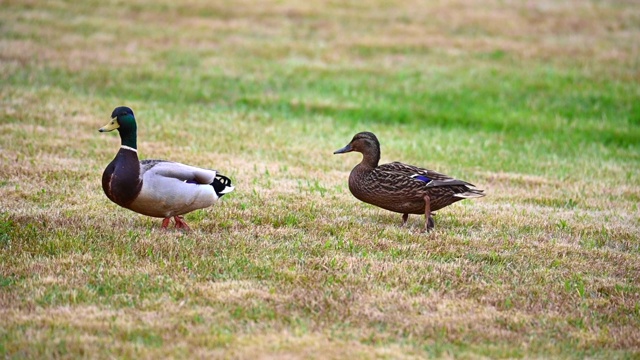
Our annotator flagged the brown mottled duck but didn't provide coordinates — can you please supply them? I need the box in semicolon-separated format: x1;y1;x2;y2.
334;132;485;231
99;106;234;230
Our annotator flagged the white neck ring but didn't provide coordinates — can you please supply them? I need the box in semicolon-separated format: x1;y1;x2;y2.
120;145;138;153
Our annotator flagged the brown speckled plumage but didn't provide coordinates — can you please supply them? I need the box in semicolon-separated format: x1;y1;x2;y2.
334;132;485;231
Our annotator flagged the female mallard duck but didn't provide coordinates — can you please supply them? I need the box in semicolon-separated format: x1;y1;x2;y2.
99;106;234;230
334;132;484;231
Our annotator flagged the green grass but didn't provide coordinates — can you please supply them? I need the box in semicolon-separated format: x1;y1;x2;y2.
1;0;640;358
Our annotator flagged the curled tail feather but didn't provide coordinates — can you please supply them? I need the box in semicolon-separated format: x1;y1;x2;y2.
212;174;234;197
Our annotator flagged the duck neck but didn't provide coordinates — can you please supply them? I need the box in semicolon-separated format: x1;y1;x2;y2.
119;128;137;149
360;147;380;169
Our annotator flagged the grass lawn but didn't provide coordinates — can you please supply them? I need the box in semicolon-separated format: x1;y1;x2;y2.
1;0;639;358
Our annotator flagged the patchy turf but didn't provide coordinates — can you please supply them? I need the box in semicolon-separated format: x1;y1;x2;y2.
1;0;639;358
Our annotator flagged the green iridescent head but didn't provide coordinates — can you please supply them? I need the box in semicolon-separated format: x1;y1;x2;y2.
99;106;138;149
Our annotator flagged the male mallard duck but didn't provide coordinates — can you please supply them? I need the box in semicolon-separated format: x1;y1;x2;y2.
99;106;234;230
334;132;484;231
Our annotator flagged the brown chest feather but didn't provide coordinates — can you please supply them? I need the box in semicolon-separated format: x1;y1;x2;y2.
102;150;142;209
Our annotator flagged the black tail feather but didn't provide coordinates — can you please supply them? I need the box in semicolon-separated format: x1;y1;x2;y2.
212;174;233;197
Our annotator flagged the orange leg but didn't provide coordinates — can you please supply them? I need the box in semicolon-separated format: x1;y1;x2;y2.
402;213;409;226
161;216;190;230
173;215;191;231
424;195;434;232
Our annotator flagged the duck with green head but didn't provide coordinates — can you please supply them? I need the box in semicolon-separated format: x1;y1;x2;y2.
99;106;234;230
334;132;484;231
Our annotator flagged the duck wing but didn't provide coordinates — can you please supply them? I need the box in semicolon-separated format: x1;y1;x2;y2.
380;162;476;186
141;159;217;184
379;161;484;197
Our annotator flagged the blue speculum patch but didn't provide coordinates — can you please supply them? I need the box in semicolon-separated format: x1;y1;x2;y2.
413;175;431;183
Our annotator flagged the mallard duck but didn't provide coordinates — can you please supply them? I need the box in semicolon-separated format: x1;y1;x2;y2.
99;106;234;230
334;132;484;231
